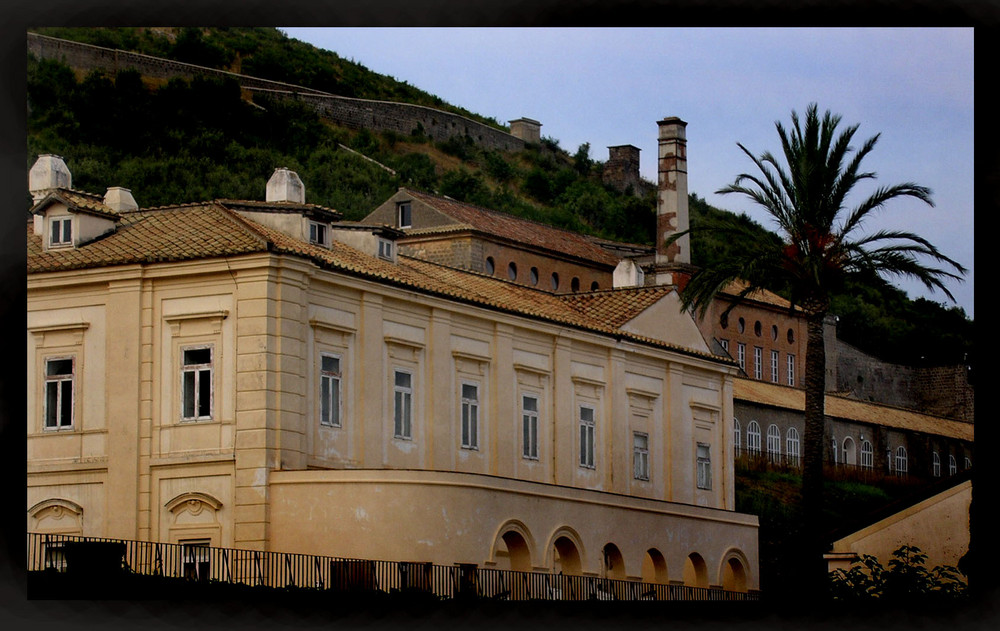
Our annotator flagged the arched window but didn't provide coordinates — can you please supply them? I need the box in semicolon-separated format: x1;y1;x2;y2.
860;440;874;469
766;425;781;461
746;421;761;454
842;437;856;466
571;277;580;292
733;418;741;456
529;267;539;286
964;457;972;470
550;272;560;291
507;262;518;281
895;446;908;475
786;427;800;466
932;451;941;477
831;437;838;464
949;454;957;475
485;257;495;275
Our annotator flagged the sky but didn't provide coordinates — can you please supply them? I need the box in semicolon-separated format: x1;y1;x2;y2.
282;27;974;319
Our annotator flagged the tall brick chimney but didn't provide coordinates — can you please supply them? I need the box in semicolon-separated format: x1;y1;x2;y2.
652;117;693;286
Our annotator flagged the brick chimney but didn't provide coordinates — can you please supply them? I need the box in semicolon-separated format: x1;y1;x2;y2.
29;154;72;202
266;167;305;204
656;117;689;266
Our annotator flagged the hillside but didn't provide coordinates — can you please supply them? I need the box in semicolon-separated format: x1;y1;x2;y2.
25;27;973;369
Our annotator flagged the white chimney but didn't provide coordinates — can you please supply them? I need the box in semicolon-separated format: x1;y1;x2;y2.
29;154;72;202
266;167;305;204
104;187;138;212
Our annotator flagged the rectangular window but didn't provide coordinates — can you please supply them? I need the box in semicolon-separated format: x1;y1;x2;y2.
787;354;796;386
181;539;211;581
461;382;479;449
521;395;539;459
397;202;412;229
737;343;746;372
44;357;74;429
719;339;729;353
770;350;779;383
50;217;72;246
309;221;328;246
181;346;213;420
696;443;712;490
377;238;393;260
393;370;413;439
753;346;763;380
633;432;649;481
320;353;342;427
579;405;595;469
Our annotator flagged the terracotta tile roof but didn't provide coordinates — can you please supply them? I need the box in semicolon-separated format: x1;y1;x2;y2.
31;188;120;220
27;199;723;363
720;279;796;311
27;202;267;272
401;188;621;267
734;378;973;442
559;286;676;328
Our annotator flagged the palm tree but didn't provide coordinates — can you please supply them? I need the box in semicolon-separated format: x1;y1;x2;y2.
670;104;966;599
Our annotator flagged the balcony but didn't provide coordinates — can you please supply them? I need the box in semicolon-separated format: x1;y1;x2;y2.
27;533;759;602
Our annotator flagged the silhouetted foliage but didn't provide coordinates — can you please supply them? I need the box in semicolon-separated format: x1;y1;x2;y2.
828;545;967;603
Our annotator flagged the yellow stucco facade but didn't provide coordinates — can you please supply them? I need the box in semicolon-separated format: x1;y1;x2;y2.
27;167;759;592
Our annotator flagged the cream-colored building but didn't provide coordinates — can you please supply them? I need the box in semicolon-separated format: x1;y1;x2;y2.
27;155;759;592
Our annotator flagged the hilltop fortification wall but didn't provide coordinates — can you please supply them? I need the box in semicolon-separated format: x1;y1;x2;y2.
27;32;525;152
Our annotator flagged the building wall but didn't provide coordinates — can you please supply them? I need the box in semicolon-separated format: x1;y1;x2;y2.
28;249;757;588
28;33;524;153
697;298;809;388
826;480;971;573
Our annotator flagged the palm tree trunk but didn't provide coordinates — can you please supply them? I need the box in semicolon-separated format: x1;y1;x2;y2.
801;311;828;599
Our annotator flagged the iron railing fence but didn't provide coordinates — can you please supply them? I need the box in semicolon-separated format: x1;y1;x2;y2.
27;533;758;602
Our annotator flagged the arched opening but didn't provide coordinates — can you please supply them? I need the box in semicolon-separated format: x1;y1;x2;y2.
843;437;857;466
641;548;668;584
552;535;582;575
602;543;625;579
496;529;533;572
683;553;708;588
722;557;748;592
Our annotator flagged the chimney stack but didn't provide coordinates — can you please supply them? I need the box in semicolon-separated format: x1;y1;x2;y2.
509;118;542;144
29;154;72;202
104;187;138;212
266;167;305;204
656;117;689;267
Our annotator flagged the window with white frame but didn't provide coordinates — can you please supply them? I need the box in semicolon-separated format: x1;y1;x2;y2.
319;353;342;427
948;455;957;475
766;424;781;461
733;418;741;456
521;394;539;460
579;405;596;468
719;339;729;353
393;369;413;439
377;238;393;260
786;427;800;465
932;451;941;477
770;350;779;383
309;221;328;246
860;440;874;469
696;443;712;490
895;446;908;474
633;433;649;481
397;202;412;228
964;457;972;470
460;382;480;449
737;343;746;373
181;346;213;421
747;421;761;454
50;217;72;247
787;354;795;386
44;357;75;429
753;347;763;380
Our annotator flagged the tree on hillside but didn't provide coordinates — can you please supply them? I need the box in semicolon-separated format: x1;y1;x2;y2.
667;104;966;601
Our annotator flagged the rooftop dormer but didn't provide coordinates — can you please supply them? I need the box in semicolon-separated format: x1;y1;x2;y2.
29;155;120;251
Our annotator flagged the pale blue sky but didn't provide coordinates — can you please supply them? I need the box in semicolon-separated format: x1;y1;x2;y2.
283;27;974;318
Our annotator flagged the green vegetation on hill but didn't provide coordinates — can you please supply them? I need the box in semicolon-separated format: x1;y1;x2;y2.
26;27;972;370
